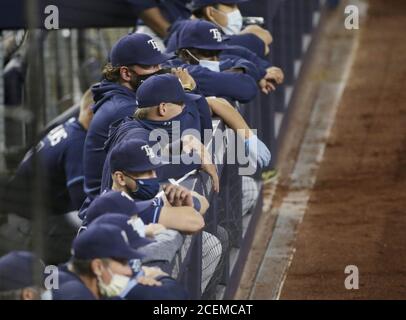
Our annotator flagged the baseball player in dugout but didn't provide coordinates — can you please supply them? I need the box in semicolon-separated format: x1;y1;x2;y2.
53;224;187;300
0;89;94;265
83;32;197;204
83;138;209;234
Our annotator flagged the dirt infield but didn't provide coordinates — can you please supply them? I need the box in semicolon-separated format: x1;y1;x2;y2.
280;0;406;299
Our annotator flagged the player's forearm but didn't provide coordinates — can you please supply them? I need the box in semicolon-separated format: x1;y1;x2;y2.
159;207;205;233
240;25;273;48
207;98;254;140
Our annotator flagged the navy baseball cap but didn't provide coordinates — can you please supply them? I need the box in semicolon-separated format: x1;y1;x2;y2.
110;138;163;173
85;191;155;224
0;251;44;292
110;33;173;67
91;213;154;250
191;0;249;11
72;224;141;260
177;20;230;51
136;74;201;108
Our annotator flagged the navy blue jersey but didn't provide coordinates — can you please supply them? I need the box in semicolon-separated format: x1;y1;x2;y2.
165;19;269;59
8;118;86;218
83;80;138;201
224;33;270;60
121;276;189;300
52;266;96;300
165;19;270;78
164;58;259;103
221;36;271;78
98;96;211;193
219;56;265;81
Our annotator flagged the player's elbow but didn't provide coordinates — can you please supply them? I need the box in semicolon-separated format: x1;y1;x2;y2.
186;212;205;233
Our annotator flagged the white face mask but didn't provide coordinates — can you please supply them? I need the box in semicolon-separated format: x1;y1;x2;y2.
216;9;243;35
199;60;221;72
97;268;130;297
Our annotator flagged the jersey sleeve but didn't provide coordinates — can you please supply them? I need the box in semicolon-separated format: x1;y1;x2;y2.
187;65;259;103
64;137;86;209
136;197;163;224
226;33;269;60
220;55;266;81
123;276;189;300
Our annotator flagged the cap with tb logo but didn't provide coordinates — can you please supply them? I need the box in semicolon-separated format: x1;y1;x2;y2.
110;33;174;67
136;74;201;109
176;20;231;51
110;138;163;173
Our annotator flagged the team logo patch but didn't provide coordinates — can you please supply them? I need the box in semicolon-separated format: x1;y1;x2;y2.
141;144;156;159
210;28;222;42
147;39;160;51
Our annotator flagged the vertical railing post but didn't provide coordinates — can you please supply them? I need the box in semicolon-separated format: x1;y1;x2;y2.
304;0;315;34
270;1;288;111
292;0;305;60
71;29;82;104
185;234;203;300
0;32;5;173
44;32;59;121
26;0;48;283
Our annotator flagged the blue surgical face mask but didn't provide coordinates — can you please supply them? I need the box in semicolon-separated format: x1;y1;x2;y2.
185;49;220;73
126;176;160;200
199;60;221;72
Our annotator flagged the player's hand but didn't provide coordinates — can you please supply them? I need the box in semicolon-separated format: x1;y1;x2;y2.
259;78;276;94
172;67;196;91
162;184;194;207
265;67;284;84
200;146;220;194
181;135;219;193
245;135;271;168
142;266;168;279
137;276;162;287
201;162;220;193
